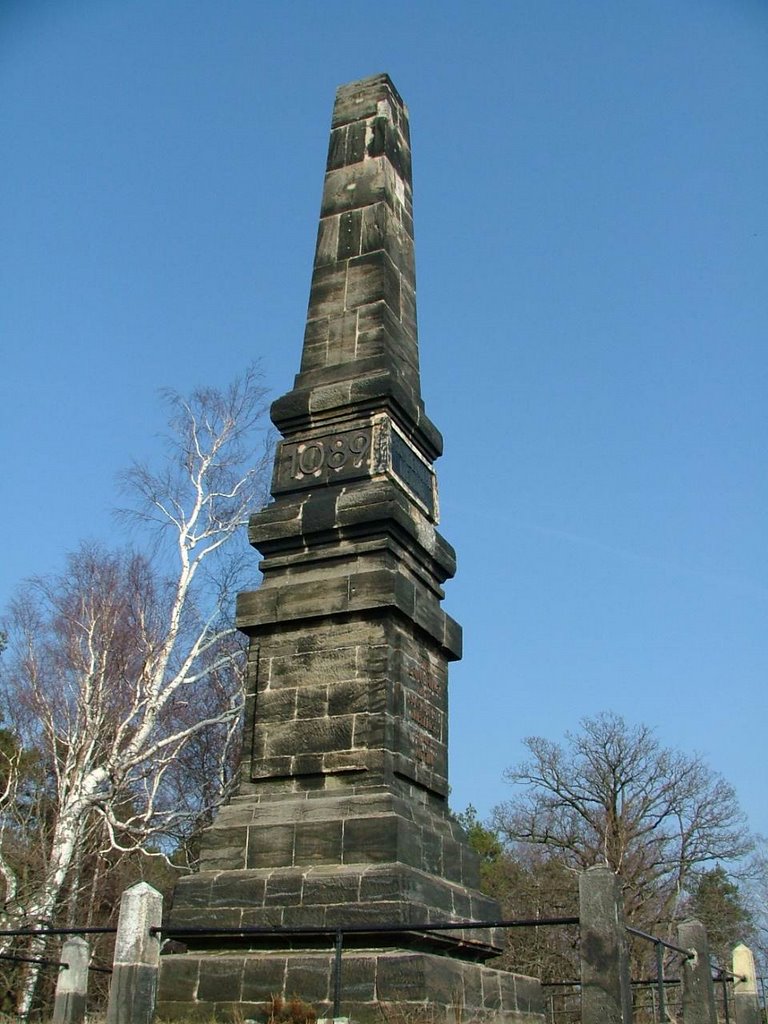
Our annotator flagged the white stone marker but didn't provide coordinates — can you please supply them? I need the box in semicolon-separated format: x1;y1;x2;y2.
106;881;163;1024
733;943;761;1024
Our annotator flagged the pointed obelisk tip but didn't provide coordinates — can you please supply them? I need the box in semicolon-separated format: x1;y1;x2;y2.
272;73;442;461
331;73;408;132
326;74;411;185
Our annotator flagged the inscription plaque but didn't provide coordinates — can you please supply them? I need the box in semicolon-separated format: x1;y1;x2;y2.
273;417;436;520
275;427;372;491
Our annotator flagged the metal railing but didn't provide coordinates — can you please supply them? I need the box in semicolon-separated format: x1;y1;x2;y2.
627;924;695;1023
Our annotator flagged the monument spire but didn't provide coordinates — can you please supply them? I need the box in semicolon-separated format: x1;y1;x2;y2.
157;75;543;1024
272;74;434;452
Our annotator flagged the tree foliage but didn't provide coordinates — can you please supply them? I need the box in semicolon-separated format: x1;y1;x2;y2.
686;865;754;967
458;806;579;981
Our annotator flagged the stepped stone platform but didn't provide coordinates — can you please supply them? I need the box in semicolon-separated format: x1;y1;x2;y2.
157;74;543;1024
165;785;507;955
159;950;543;1024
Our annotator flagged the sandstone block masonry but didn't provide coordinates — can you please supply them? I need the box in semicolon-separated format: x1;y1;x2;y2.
157;74;543;1024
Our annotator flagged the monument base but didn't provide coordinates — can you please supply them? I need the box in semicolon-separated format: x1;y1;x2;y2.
157;948;545;1024
156;787;543;1021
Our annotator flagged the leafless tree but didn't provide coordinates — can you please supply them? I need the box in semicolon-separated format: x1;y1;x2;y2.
493;712;753;935
0;366;270;1015
744;842;768;975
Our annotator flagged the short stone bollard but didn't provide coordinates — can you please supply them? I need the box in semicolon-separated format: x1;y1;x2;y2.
733;943;761;1024
579;864;632;1024
106;881;163;1024
52;936;89;1024
678;918;717;1024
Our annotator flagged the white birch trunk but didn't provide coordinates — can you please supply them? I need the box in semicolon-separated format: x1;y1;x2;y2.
2;367;269;1015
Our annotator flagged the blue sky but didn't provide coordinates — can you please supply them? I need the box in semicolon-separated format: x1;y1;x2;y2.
2;1;766;840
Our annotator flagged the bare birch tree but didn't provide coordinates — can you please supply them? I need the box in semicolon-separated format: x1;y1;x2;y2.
0;366;270;1015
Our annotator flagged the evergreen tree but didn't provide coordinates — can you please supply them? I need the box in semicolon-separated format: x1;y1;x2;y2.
687;865;754;967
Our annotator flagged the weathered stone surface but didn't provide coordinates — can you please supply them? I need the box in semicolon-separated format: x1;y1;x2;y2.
293;820;344;861
158;950;543;1024
197;960;243;1003
107;882;162;1024
678;918;718;1024
579;866;632;1024
245;824;294;868
170;860;503;959
197;823;248;871
187;788;487;889
285;957;333;1001
53;937;89;1024
241;956;287;1001
155;957;199;1003
162;73;541;1024
209;873;267;908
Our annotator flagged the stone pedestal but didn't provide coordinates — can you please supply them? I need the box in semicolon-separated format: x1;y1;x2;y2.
159;949;543;1024
158;74;542;1024
168;788;504;953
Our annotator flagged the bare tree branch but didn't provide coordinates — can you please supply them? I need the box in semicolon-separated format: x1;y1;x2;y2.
493;711;753;931
0;365;270;1016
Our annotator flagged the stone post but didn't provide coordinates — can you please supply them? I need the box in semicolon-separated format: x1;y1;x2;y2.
579;864;632;1024
106;881;162;1024
733;943;761;1024
677;919;717;1024
52;936;89;1024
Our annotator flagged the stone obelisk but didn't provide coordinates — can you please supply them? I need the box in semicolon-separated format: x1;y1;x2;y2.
157;74;543;1024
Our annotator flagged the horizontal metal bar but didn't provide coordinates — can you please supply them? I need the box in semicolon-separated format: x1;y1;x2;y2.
631;978;682;986
0;952;67;969
627;926;694;959
714;966;747;982
154;915;580;939
544;978;683;988
0;925;117;938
